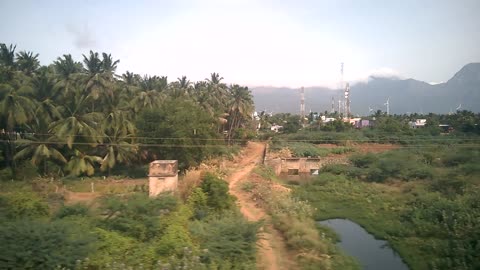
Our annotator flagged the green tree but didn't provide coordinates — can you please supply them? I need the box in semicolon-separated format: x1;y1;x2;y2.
0;219;95;269
136;98;222;171
15;51;40;75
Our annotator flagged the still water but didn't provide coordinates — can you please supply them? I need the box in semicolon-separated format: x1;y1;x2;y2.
319;219;409;270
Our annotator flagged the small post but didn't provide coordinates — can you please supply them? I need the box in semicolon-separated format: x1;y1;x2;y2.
91;182;95;193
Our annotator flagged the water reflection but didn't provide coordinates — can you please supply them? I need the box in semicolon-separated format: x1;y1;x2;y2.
319;219;409;270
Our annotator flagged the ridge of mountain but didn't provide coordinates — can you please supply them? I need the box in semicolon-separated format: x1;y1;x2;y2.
252;63;480;114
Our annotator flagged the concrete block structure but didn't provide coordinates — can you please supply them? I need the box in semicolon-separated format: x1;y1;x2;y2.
149;160;178;197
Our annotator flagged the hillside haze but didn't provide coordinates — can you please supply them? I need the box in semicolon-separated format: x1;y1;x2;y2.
252;63;480;115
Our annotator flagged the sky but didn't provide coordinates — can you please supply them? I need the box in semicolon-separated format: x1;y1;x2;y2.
1;0;479;88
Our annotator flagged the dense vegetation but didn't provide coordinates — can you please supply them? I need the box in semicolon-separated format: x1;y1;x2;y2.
0;173;259;269
247;166;360;270
0;43;255;179
294;146;480;270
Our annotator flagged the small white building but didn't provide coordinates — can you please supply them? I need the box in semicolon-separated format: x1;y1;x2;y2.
409;119;427;128
321;116;336;123
270;124;283;133
149;160;178;197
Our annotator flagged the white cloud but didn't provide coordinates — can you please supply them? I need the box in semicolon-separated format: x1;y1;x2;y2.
66;23;97;49
113;1;388;88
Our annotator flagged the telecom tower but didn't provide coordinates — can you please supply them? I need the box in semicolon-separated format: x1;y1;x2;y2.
345;83;351;119
300;86;305;123
339;63;344;116
384;98;390;115
331;96;335;114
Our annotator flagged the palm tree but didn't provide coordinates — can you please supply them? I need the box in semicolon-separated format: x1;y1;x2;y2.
32;70;62;122
227;85;254;142
50;90;103;149
0;43;17;82
53;54;82;98
0;81;36;176
65;149;102;176
100;112;138;175
16;51;40;75
177;76;191;89
206;72;224;85
14;119;67;176
0;84;35;131
205;72;229;114
121;71;141;86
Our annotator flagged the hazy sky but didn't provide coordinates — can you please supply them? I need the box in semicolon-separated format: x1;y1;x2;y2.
1;0;479;87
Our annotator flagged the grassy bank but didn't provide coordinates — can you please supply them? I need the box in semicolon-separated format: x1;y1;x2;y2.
247;166;360;270
293;146;480;270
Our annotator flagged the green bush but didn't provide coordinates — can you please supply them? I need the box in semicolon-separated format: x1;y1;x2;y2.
15;161;39;180
0;167;13;180
190;212;259;267
200;173;234;211
321;164;364;179
442;149;480;167
55;203;90;219
407;166;434;180
349;153;378;168
0;192;49;219
429;177;467;196
0;219;95;269
100;193;178;241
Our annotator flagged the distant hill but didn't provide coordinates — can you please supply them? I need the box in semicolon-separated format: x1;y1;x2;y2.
252;63;480;115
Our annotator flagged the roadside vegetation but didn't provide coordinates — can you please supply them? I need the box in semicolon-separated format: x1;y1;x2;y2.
244;167;360;270
293;146;480;270
0;173;259;269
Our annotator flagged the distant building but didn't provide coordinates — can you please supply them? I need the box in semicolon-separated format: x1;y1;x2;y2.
355;119;373;128
409;119;427;128
149;160;178;197
439;124;453;133
271;124;283;133
344;117;361;125
321;116;336;123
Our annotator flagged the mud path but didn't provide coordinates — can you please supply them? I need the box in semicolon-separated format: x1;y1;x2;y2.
226;142;297;270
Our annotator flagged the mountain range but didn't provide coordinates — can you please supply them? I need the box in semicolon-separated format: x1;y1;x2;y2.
251;63;480;115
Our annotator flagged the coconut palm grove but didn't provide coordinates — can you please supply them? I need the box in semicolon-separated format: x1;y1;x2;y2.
0;43;255;178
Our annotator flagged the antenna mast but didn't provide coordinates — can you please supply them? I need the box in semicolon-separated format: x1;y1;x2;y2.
331;96;335;114
300;86;305;123
339;62;344;117
384;98;390;115
345;83;350;119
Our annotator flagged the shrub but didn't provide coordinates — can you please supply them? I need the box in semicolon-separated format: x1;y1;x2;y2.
15;161;39;180
0;192;49;219
55;203;90;219
190;213;259;266
0;219;95;269
0;167;13;180
429;177;467;197
349;153;378;168
200;173;234;211
407;167;434;180
442;149;479;167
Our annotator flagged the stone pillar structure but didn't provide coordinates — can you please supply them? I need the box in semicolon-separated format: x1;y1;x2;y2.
148;160;178;197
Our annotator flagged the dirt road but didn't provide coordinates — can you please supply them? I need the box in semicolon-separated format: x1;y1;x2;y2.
226;142;297;270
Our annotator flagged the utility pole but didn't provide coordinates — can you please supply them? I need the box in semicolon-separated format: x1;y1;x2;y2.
345;83;350;119
331;96;335;114
384;97;390;115
300;86;305;125
339;62;344;118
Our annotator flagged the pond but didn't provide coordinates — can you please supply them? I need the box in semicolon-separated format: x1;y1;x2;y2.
319;219;409;270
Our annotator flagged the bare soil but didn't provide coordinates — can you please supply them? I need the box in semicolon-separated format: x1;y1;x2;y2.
226;142;297;270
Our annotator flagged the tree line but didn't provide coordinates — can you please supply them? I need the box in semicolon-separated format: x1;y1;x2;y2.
0;43;255;179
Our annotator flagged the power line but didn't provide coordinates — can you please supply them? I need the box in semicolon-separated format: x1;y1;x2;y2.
8;132;480;143
3;139;480;149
